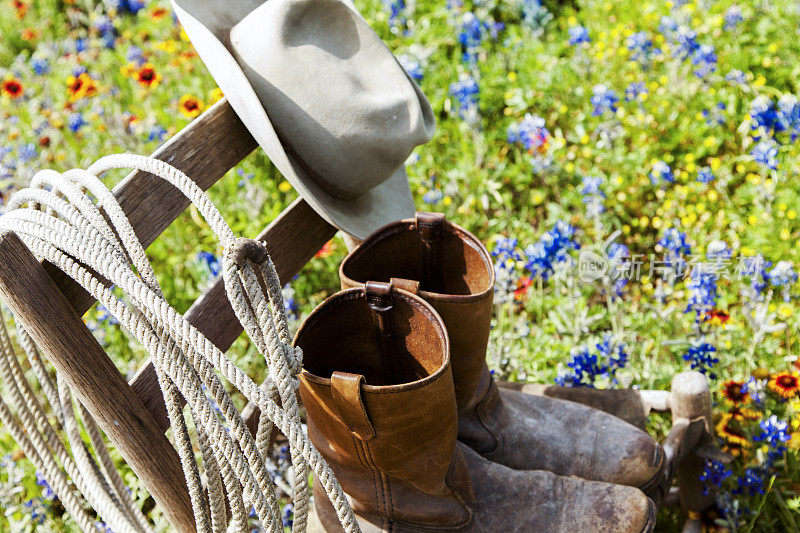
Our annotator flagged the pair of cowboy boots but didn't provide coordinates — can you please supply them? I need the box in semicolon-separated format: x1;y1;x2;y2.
295;213;664;532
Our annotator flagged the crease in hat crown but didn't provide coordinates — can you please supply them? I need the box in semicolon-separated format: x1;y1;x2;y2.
171;0;436;238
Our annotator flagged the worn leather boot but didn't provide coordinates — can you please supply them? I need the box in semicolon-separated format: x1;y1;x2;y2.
339;213;665;494
296;283;655;532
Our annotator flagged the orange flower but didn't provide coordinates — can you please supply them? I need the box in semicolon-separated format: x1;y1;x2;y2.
315;241;336;258
66;73;98;102
715;412;750;449
768;371;800;399
706;309;730;326
20;28;39;41
514;276;533;300
721;380;749;405
149;6;169;20
208;87;224;104
134;63;162;88
12;1;28;19
178;94;204;118
2;77;24;99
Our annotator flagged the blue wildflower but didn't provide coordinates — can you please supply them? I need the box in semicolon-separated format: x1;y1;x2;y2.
607;242;631;297
23;497;46;525
726;69;747;85
673;27;699;60
492;237;522;263
524;220;580;280
753;415;792;463
626;31;658;64
30;57;49;75
110;0;145;14
649;160;674;184
659;228;691;256
398;55;423;82
724;5;743;30
282;284;298;320
752;139;778;170
383;0;406;30
696;167;714;183
706;240;731;262
75;38;88;53
735;467;767;496
682;340;718;376
196;251;221;278
699;460;732;496
126;46;146;66
568;25;590;45
625;82;647;101
67;113;87;133
458;13;501;64
556;336;629;387
686;270;718;316
750;96;785;134
36;471;56;500
147;125;168;142
507;114;549;153
18;143;37;163
449;74;479;123
282;503;294;528
740;254;772;296
591;84;619;116
691;44;717;78
423;189;443;205
767;260;796;301
581;175;605;218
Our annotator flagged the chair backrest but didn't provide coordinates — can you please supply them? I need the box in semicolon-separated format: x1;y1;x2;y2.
0;98;338;532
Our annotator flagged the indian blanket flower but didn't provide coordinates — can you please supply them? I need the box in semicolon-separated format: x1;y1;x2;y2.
699;460;732;496
524;220;579;280
66;72;98;101
751;139;778;170
649;160;674;184
716;411;750;450
133;63;162;88
682;339;718;376
568;25;590;45
768;371;800;399
1;77;24;99
178;94;204;118
591;84;619;116
449;73;479;124
722;380;750;405
507;114;549;154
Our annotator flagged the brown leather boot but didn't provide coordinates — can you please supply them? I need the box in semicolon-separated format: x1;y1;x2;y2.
339;213;664;494
296;283;655;532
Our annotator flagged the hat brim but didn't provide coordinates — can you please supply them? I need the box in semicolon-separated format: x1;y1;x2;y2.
171;0;416;240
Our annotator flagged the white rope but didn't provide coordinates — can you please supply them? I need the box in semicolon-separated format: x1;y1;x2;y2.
0;154;359;532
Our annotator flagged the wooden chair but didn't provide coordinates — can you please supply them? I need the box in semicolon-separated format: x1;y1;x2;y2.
0;99;726;533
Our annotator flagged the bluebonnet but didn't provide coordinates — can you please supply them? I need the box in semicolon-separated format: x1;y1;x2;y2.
147;125;168;142
724;5;743;30
458;13;502;64
196;251;221;278
94;15;116;48
68;113;87;133
749;96;785;134
685;270;718;316
607;242;631;296
753;415;792;463
282;503;294;528
682;340;718;376
591;84;619;117
492;237;522;263
507;114;549;153
691;44;717;78
625;82;647;101
741;254;772;297
697;167;714;183
735;467;767;496
707;240;732;262
778;94;800;141
75;38;88;53
568;25;590;45
282;284;299;320
702;102;726;126
752;139;778;170
423;189;443;204
555;336;629;387
383;0;406;31
23;497;46;525
30;57;49;75
745;375;766;405
581;175;605;218
767;260;796;301
726;69;747;85
658;16;678;35
659;228;691;256
110;0;145;14
626;32;658;64
126;46;146;66
449;74;479;123
649;160;674;184
699;460;732;496
524;220;579;280
36;471;56;500
521;0;552;33
96;304;119;326
398;55;423;82
18;143;37;163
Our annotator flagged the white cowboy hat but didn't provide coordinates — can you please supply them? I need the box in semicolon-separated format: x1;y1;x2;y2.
170;0;436;239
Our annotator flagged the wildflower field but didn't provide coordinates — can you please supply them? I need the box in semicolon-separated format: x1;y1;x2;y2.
1;0;800;531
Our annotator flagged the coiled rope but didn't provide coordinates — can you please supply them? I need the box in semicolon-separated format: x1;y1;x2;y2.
0;154;359;533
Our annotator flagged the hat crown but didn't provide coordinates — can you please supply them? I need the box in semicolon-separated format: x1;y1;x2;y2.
230;0;435;199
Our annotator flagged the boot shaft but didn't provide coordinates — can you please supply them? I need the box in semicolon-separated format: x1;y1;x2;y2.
340;213;495;409
295;283;472;525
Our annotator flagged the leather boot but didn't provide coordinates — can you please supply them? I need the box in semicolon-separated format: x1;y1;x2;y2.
339;213;665;494
296;283;655;532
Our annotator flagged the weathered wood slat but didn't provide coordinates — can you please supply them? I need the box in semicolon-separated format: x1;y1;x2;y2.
130;198;336;432
45;98;259;316
0;231;196;533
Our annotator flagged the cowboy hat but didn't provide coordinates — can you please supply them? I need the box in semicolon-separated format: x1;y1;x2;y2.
170;0;436;239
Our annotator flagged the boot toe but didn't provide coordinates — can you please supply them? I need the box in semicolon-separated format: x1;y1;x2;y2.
496;388;665;490
564;479;656;533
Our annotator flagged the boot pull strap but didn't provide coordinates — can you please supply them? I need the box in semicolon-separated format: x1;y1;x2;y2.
365;281;402;384
331;371;375;441
416;212;445;291
390;277;420;295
